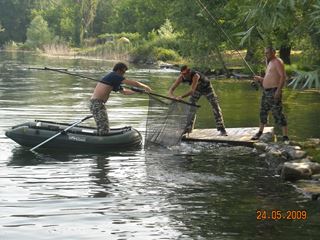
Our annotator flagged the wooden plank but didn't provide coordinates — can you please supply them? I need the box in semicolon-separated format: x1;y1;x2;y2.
182;127;274;147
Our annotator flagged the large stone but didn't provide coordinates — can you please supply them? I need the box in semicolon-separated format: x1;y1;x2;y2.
290;158;320;175
311;174;320;180
280;162;312;181
259;132;273;143
295;180;320;200
284;148;307;160
253;142;268;151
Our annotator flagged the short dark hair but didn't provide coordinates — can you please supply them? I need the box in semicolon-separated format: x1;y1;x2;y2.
113;62;128;72
265;46;276;53
180;65;188;72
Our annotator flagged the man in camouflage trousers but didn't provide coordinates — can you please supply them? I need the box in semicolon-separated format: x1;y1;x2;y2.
251;47;289;143
168;65;227;136
90;62;151;135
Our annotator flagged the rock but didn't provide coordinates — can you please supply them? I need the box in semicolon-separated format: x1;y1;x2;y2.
267;149;283;158
280;162;312;181
309;162;320;175
259;153;266;158
311;174;320;180
304;138;320;148
290;158;320;174
118;37;130;44
259;132;273;143
295;180;320;200
284;148;307;160
253;142;268;151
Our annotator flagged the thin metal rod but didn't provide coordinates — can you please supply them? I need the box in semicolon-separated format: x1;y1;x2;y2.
195;0;256;76
29;67;99;82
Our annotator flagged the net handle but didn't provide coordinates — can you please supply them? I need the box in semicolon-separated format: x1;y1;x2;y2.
130;87;200;108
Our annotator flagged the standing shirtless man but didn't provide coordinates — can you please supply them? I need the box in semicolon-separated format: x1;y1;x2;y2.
251;47;289;142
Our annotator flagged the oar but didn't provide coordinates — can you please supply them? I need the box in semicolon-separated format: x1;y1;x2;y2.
129;87;200;108
30;115;93;152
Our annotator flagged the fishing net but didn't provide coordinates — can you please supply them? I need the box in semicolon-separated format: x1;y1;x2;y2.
145;94;198;147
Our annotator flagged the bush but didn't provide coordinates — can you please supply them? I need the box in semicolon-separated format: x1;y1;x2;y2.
129;43;155;63
154;47;180;61
25;15;53;49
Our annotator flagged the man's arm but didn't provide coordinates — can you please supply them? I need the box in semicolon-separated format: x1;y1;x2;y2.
254;75;264;85
275;59;286;98
122;79;152;92
179;73;199;99
168;75;183;98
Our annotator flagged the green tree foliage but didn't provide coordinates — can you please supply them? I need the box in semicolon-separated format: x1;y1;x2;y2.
105;0;171;36
25;15;52;49
0;0;33;45
79;0;99;45
0;0;319;88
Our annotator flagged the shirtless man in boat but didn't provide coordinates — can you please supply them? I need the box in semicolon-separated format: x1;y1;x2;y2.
90;62;151;135
251;47;289;143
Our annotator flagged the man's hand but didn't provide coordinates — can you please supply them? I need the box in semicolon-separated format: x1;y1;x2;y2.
254;75;263;82
143;85;152;93
274;89;281;100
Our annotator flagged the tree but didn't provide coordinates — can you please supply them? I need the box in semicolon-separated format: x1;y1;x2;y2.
0;0;33;45
79;0;99;45
25;15;52;49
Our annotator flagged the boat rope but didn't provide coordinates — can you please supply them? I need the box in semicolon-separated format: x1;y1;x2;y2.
194;0;256;76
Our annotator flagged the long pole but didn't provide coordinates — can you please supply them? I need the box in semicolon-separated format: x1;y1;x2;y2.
29;67;200;107
29;67;99;82
30;115;93;151
129;87;200;107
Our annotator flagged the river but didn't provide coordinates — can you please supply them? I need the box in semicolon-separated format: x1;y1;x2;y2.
0;51;319;240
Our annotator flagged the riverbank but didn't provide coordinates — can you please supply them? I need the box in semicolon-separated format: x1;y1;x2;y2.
254;134;320;200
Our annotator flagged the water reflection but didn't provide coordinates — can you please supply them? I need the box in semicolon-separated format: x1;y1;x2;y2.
89;155;111;198
7;148;77;166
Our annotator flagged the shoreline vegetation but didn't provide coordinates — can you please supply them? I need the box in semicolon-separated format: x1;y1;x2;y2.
2;40;310;83
1;1;320;89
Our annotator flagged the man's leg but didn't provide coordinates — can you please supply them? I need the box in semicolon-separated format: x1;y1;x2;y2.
205;87;227;135
251;92;270;140
185;91;201;133
89;99;110;135
271;97;289;142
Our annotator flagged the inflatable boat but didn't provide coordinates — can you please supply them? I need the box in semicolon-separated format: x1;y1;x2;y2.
5;120;142;151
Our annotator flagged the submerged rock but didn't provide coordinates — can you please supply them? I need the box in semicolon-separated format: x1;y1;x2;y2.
295;179;320;200
280;161;312;181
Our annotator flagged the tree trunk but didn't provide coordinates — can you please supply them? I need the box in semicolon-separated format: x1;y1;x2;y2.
214;46;231;77
279;45;291;65
245;48;255;62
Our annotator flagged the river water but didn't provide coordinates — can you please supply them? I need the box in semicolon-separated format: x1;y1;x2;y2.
0;51;319;240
